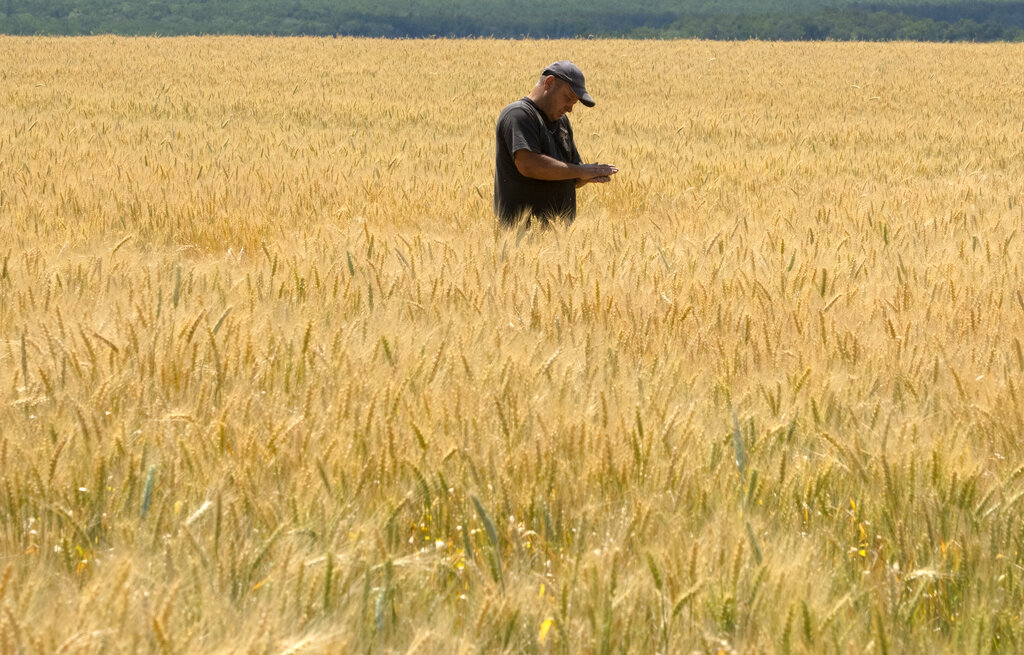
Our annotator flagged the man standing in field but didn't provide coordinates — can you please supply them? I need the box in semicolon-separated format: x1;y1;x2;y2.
494;61;618;226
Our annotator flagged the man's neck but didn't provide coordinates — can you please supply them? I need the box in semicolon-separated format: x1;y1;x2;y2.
525;91;555;123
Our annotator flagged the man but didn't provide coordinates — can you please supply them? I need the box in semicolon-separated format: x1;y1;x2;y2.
494;61;618;226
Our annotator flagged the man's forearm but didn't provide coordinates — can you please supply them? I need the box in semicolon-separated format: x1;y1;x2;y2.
514;151;585;181
514;150;618;184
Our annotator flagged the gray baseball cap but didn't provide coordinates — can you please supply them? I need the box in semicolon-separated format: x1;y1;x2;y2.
542;61;595;107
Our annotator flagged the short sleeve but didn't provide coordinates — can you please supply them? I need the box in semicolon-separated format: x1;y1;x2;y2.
499;106;544;157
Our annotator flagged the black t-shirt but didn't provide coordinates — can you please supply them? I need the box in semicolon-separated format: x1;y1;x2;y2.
494;97;583;224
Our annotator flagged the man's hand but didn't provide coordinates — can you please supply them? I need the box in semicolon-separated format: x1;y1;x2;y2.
576;163;618;180
576;164;616;187
577;175;613;187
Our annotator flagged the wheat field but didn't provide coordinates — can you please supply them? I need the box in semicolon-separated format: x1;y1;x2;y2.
2;36;1024;653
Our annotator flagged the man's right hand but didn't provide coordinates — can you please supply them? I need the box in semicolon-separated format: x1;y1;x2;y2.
577;163;618;180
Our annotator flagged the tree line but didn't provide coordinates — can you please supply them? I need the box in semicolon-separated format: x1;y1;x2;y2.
3;0;1024;41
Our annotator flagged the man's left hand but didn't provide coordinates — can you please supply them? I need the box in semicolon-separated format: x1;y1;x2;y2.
577;175;613;187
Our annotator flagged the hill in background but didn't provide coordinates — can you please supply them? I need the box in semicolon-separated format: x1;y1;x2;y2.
4;0;1024;40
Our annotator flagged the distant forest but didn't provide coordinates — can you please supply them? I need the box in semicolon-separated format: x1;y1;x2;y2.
4;0;1024;40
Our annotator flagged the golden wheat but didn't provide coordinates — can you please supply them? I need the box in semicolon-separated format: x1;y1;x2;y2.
1;36;1024;652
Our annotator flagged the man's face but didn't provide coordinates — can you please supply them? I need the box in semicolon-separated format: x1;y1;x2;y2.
546;77;579;121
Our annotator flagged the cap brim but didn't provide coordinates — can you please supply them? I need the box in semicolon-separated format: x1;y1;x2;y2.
545;68;596;107
567;83;594;107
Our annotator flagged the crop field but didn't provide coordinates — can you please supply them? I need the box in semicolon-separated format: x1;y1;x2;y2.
2;36;1024;653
